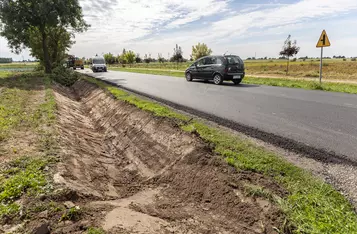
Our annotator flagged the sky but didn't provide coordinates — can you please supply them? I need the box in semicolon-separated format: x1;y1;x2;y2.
1;0;357;60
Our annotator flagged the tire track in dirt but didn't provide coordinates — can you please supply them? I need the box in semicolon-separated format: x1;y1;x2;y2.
52;80;286;234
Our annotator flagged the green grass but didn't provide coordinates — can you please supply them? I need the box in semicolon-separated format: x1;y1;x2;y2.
84;75;357;234
110;67;184;77
0;157;49;217
244;76;357;94
87;227;106;234
109;67;357;94
59;206;81;222
0;71;57;218
243;184;276;202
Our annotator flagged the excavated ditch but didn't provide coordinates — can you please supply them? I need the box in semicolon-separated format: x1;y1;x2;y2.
52;80;286;234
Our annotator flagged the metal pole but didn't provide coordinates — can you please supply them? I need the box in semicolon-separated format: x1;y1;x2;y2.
319;47;323;84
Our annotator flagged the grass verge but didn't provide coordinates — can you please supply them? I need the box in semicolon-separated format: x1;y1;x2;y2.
84;75;357;233
109;67;357;94
109;67;184;77
244;76;357;94
0;71;57;219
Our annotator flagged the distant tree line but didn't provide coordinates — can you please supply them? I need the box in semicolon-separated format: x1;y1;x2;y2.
89;42;214;66
0;57;12;63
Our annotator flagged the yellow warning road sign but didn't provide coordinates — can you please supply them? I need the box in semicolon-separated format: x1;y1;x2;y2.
316;30;331;47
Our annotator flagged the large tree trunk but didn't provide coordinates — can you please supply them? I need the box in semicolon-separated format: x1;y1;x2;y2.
41;31;52;73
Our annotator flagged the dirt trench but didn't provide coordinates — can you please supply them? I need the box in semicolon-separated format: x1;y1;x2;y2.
52;80;285;234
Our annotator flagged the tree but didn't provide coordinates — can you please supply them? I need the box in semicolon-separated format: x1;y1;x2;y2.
0;0;89;73
170;44;183;62
279;35;300;75
158;53;165;63
28;26;74;68
104;53;116;64
144;54;150;64
191;43;212;61
135;54;142;63
0;57;12;63
124;50;136;66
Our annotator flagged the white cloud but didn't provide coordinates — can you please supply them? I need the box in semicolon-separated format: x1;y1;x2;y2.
1;0;357;60
70;0;357;59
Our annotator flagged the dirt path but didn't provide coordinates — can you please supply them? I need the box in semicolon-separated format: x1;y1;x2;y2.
52;80;285;233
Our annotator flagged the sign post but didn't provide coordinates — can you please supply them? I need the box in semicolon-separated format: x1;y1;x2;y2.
316;30;331;84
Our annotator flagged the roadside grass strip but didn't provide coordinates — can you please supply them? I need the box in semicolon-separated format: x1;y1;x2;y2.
0;72;57;218
84;75;357;233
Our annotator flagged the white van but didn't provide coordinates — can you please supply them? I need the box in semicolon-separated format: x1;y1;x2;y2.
91;56;107;72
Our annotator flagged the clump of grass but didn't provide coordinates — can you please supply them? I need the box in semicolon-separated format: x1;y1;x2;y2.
243;184;275;202
0;157;48;217
59;206;81;222
87;227;106;234
51;66;79;86
84;77;357;234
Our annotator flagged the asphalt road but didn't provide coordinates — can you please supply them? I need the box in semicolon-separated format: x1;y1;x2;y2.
79;69;357;162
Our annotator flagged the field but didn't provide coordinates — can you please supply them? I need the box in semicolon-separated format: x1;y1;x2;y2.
0;62;37;72
108;58;357;82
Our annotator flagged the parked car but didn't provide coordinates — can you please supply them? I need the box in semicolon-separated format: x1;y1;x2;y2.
185;55;245;85
91;56;107;72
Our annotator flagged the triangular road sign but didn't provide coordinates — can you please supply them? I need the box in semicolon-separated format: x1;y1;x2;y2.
316;30;331;47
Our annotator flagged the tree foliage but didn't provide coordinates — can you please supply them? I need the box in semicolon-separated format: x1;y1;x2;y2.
29;26;74;68
124;50;136;65
135;54;142;63
0;0;89;73
158;53;165;63
104;53;116;64
279;35;300;75
191;43;212;61
0;57;12;63
170;44;183;62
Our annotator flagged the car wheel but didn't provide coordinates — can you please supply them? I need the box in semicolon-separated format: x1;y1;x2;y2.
73;67;76;70
213;74;223;85
233;79;242;85
186;72;193;81
81;66;84;70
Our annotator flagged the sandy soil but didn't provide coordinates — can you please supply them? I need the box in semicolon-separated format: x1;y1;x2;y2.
50;80;286;233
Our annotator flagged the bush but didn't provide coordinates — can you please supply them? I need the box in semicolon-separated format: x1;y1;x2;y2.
292;58;297;62
343;58;347;61
352;58;356;61
34;64;44;72
51;66;79;86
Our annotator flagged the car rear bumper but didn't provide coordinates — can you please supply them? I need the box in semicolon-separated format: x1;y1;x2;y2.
224;72;245;80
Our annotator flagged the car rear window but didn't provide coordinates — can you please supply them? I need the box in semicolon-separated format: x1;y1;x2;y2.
203;57;223;65
226;56;242;65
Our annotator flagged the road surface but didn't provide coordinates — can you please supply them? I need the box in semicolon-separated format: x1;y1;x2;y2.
79;69;357;162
